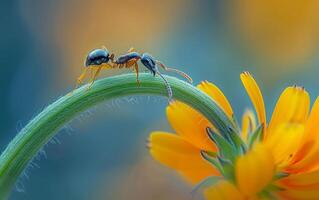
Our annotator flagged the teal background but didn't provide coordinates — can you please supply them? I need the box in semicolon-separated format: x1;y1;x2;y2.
1;0;319;199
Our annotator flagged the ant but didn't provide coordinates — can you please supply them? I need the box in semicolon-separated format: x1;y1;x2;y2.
75;47;193;101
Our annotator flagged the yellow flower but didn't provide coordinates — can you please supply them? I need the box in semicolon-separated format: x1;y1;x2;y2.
148;71;319;199
204;144;274;200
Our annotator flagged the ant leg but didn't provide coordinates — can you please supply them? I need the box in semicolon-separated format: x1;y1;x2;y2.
87;67;97;85
125;59;140;86
89;67;95;78
87;66;102;89
101;63;113;69
119;64;124;69
156;61;193;83
86;67;95;88
75;67;89;89
133;62;140;86
112;63;118;69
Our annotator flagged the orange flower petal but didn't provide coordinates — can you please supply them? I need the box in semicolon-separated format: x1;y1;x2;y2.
302;96;319;144
289;140;316;171
268;86;310;133
278;189;319;200
204;180;245;200
240;72;266;127
149;132;218;184
197;81;234;118
264;123;304;168
287;97;319;173
166;101;216;152
279;170;319;190
288;143;319;174
236;144;274;196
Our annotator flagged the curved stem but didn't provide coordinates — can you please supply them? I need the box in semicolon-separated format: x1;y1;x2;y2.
0;73;234;199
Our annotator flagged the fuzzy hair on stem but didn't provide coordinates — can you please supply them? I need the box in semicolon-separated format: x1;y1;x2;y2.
0;73;236;199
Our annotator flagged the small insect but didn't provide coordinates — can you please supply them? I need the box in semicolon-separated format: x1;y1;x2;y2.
75;47;114;89
75;47;193;102
112;47;193;101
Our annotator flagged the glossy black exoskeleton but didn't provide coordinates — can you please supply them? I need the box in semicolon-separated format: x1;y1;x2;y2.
85;48;112;67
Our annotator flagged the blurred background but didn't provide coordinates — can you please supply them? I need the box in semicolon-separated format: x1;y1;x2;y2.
1;0;319;199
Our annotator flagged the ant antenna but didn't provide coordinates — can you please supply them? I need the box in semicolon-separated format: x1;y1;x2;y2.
156;61;193;83
156;70;173;102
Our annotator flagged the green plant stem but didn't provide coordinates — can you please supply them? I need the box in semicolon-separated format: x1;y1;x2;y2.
0;73;234;199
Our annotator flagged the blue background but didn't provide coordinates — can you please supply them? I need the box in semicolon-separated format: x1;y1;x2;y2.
1;0;319;199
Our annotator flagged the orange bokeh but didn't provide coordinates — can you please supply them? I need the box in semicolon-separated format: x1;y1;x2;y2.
231;0;319;68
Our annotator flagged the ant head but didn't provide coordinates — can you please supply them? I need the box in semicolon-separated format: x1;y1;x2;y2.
141;53;157;76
